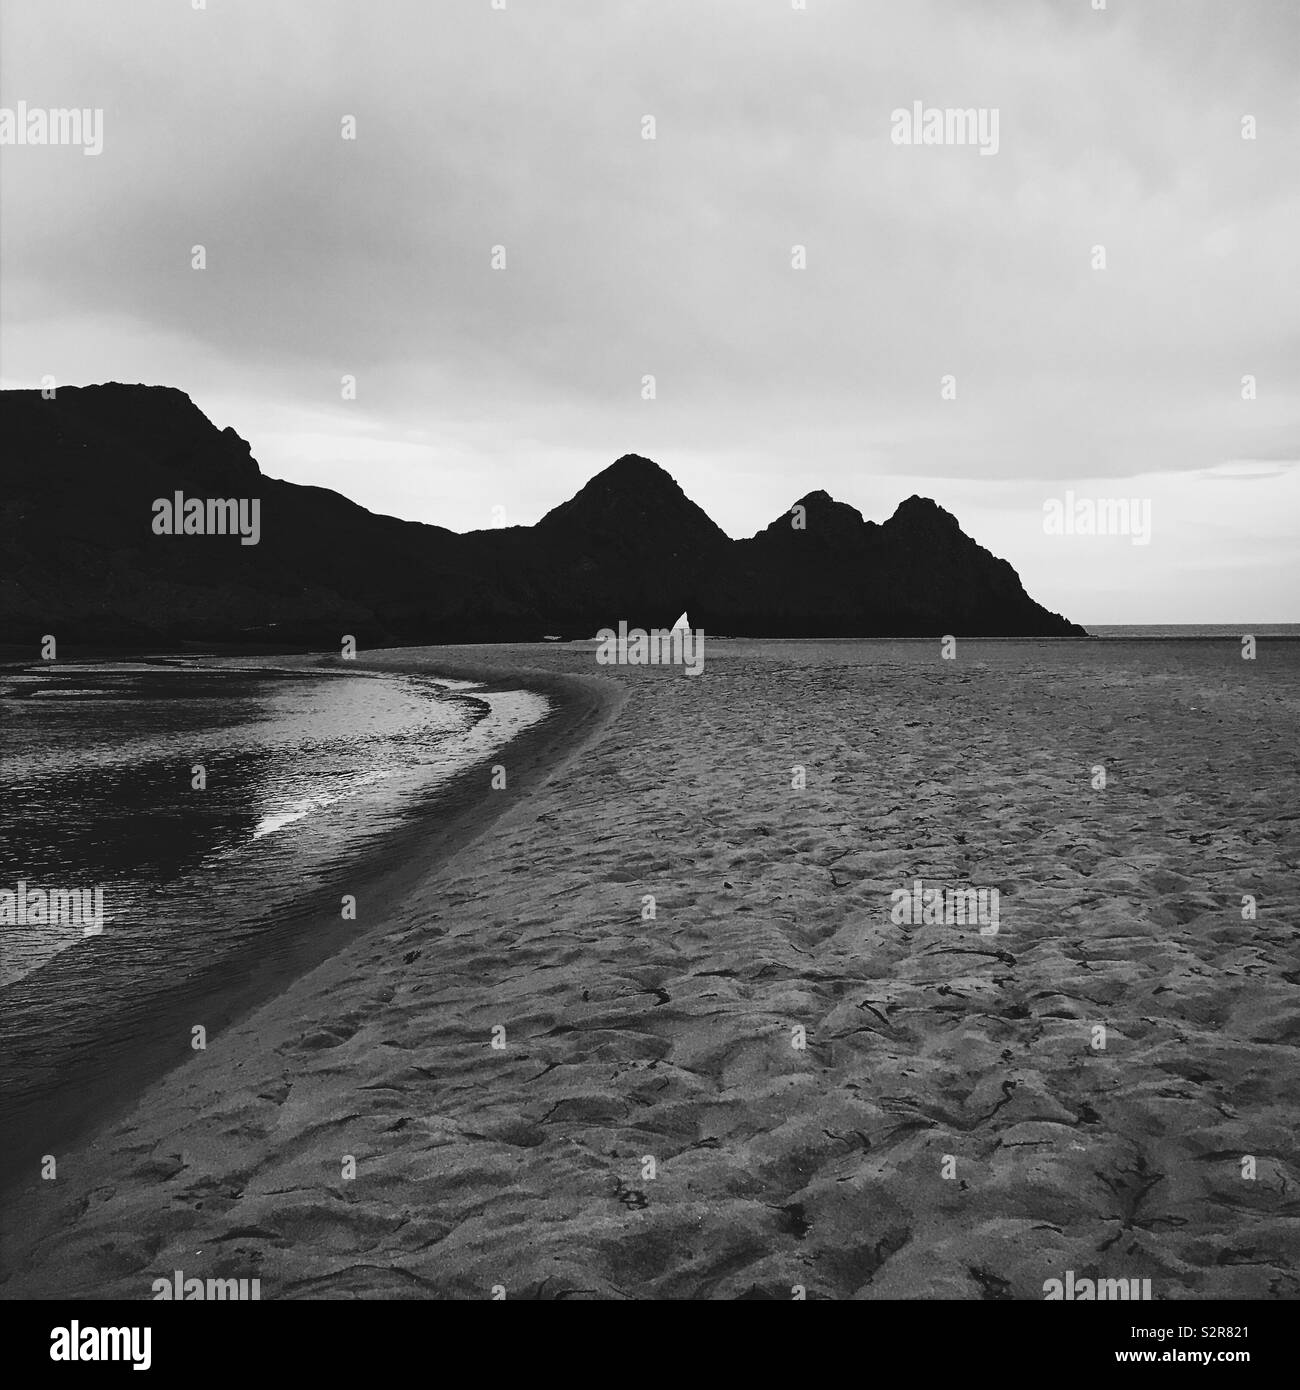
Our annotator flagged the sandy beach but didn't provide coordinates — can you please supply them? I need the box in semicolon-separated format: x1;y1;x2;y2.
2;638;1297;1300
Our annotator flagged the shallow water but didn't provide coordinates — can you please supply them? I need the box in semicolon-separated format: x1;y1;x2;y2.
0;659;549;1157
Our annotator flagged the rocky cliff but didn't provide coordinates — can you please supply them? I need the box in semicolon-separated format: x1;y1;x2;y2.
0;385;1084;646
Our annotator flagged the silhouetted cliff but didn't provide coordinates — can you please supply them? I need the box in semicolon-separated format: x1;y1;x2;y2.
0;385;1084;646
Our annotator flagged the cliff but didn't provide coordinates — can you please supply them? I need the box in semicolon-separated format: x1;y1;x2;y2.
0;385;1084;645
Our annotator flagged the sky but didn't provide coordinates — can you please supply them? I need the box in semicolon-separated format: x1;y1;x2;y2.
2;0;1297;623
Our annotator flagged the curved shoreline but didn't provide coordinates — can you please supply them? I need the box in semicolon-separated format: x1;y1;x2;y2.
0;648;626;1213
6;638;1294;1301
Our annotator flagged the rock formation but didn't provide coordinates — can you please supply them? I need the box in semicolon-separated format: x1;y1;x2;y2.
0;385;1085;646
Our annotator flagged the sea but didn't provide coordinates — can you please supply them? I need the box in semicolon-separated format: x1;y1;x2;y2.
1;629;1292;1182
1084;624;1300;638
0;659;550;1181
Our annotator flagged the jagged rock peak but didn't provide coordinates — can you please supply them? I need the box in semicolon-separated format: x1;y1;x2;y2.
537;453;729;545
888;494;960;527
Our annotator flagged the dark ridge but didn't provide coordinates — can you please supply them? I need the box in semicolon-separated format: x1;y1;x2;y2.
0;384;1086;645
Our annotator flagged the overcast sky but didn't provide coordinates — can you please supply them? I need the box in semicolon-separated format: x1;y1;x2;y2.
2;0;1296;623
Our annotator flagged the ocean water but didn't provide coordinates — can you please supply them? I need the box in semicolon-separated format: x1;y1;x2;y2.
1085;624;1300;638
0;660;549;1171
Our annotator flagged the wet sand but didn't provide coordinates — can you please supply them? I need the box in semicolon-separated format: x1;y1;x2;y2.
2;638;1297;1300
0;659;616;1196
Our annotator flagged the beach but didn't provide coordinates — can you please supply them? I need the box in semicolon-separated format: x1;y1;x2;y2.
2;638;1297;1300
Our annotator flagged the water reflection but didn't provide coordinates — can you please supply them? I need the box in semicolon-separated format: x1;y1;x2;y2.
0;660;549;1177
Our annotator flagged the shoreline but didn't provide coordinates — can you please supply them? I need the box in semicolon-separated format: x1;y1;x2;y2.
0;648;625;1205
2;638;1295;1300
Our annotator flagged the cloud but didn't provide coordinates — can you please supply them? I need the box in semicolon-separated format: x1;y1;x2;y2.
1;0;1296;619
